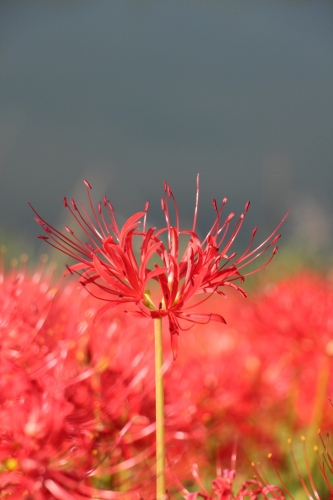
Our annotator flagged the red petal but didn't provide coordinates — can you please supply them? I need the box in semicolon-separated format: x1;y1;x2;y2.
93;301;125;324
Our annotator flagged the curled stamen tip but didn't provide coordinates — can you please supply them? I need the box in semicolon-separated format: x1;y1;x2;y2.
145;201;150;212
98;202;102;215
161;198;165;210
71;198;78;210
163;181;167;192
103;195;107;206
252;226;258;236
223;197;228;204
84;179;92;189
108;201;114;211
212;199;217;210
63;197;68;207
38;235;49;240
245;200;250;212
240;214;245;220
273;246;279;255
226;212;236;223
65;226;74;234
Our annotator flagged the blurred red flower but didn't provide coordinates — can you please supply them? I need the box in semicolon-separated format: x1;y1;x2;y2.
243;272;333;432
0;255;156;498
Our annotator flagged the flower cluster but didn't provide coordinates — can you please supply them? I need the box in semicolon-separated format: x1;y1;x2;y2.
2;253;333;497
162;271;333;473
0;254;157;499
30;177;288;358
182;467;285;500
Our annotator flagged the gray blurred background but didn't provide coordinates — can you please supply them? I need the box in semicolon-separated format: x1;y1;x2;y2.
0;0;333;262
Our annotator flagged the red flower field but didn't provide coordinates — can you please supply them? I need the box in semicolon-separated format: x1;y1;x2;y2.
1;250;333;498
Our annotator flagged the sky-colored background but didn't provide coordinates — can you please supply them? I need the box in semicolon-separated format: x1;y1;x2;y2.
1;0;333;258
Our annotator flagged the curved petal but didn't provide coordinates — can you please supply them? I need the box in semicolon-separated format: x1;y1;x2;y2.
176;312;226;325
93;300;131;325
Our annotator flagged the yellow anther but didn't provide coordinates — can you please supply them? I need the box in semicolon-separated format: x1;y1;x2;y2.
314;445;318;451
268;453;272;459
5;458;18;470
287;438;292;444
301;435;305;441
92;449;98;455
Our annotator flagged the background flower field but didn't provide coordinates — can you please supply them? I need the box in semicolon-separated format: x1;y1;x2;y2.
1;246;333;499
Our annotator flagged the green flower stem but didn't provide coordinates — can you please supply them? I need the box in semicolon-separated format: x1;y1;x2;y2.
308;355;330;447
154;317;166;499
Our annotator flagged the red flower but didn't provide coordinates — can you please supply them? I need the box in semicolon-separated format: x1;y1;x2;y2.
30;177;288;358
179;460;285;500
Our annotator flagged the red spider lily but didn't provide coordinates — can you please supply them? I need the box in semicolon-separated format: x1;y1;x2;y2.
177;453;285;500
29;177;288;358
